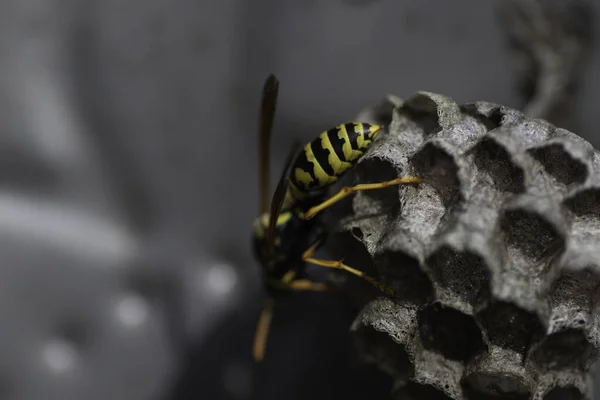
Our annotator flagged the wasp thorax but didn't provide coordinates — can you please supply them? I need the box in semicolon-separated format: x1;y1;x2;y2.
253;212;283;238
252;207;319;277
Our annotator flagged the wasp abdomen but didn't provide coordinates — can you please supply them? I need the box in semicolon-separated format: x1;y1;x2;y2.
289;122;383;197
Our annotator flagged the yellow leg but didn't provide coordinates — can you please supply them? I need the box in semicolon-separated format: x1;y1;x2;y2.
253;297;274;362
285;279;330;291
301;245;393;295
281;270;297;284
267;278;330;292
302;176;422;220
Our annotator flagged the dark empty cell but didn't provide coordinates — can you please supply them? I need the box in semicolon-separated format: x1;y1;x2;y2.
418;303;486;362
500;209;564;263
551;269;600;309
426;247;491;305
564;187;600;216
470;137;525;193
354;157;403;216
354;326;413;380
544;386;583;400
527;144;588;185
477;301;544;353
399;95;442;135
593;282;600;308
462;372;530;400
375;251;433;304
411;143;460;207
460;104;504;131
487;108;506;128
369;100;396;126
393;381;452;400
351;227;364;240
532;329;597;369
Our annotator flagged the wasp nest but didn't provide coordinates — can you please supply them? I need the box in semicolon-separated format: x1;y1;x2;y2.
338;93;600;400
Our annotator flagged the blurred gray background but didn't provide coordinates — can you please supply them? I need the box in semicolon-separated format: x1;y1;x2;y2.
0;0;598;399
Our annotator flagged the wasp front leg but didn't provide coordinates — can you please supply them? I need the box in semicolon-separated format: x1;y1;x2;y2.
302;175;422;220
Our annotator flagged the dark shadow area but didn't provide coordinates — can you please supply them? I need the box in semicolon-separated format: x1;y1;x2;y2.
394;382;453;400
544;386;584;400
354;325;414;381
477;301;544;353
166;291;393;400
532;328;598;370
462;372;530;400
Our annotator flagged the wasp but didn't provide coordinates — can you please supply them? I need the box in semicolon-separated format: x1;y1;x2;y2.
251;74;421;362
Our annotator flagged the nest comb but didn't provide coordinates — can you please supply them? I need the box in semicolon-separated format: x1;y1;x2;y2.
333;92;600;400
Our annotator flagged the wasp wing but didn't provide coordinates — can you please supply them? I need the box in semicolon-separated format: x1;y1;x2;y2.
258;74;279;215
266;141;301;260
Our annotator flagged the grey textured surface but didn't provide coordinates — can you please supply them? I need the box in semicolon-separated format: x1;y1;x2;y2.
342;93;600;399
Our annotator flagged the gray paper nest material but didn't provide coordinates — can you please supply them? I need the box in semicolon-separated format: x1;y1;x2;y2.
339;92;600;400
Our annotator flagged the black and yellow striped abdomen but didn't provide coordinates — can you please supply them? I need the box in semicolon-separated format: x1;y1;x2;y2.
288;122;383;199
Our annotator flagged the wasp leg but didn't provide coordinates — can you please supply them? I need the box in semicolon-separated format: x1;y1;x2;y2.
267;277;330;292
253;297;274;362
284;279;330;291
302;176;422;220
301;245;393;295
281;269;297;284
280;269;330;291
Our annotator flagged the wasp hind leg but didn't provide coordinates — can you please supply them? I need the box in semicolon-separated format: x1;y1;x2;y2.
267;276;331;292
302;175;422;220
253;276;330;362
284;279;330;291
253;297;275;362
301;245;393;295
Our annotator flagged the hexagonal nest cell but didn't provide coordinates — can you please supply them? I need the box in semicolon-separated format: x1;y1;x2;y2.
335;92;600;400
